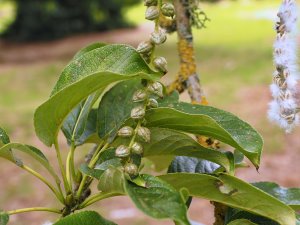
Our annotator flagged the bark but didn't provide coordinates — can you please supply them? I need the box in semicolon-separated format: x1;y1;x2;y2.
168;0;205;104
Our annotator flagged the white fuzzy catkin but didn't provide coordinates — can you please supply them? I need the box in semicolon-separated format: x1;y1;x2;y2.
268;0;299;132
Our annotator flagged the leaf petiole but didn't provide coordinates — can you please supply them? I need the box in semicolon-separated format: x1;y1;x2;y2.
78;192;120;209
7;207;61;215
54;139;71;194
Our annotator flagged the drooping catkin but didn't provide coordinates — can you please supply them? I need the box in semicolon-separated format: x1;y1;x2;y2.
268;0;299;132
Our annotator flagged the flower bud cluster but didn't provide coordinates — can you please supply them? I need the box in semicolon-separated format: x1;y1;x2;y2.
115;82;164;176
137;1;176;74
268;0;299;132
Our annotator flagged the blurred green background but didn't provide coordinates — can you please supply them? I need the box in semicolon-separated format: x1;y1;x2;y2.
0;1;300;225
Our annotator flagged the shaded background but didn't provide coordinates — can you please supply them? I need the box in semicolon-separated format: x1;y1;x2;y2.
0;0;299;224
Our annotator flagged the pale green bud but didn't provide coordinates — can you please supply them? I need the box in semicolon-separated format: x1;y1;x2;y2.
131;106;146;119
117;126;133;137
161;3;175;18
147;81;163;98
145;6;159;21
115;145;130;158
124;163;138;176
137;41;154;54
144;0;157;6
150;29;167;45
153;56;168;74
148;98;158;108
132;89;148;102
137;126;151;142
131;142;143;155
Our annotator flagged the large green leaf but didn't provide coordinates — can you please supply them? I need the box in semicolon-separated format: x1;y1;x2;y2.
227;219;257;225
159;173;296;225
34;44;160;146
143;128;233;173
145;103;263;168
125;174;191;225
0;143;59;182
253;182;300;210
0;211;9;225
97;79;143;140
62;92;100;146
53;211;117;225
0;127;13;161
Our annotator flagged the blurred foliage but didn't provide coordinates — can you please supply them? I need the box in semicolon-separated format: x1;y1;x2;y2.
1;0;141;42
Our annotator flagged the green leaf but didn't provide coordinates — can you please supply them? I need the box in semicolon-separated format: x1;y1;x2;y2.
0;127;13;161
125;174;191;225
145;103;263;168
159;173;296;225
143;128;233;172
0;211;9;225
75;109;102;146
168;156;220;174
97;166;126;194
62;92;100;146
0;128;10;146
34;44;160;146
253;182;300;211
227;219;257;225
53;211;117;225
0;143;59;182
73;42;107;59
80;164;105;180
97;79;143;140
157;91;179;106
225;208;280;225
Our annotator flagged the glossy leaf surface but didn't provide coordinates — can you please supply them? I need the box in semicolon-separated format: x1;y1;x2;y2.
253;182;300;210
143;128;233;172
62;93;100;146
126;174;191;225
145;103;263;168
168;156;220;174
160;173;295;225
34;44;160;146
97;79;142;140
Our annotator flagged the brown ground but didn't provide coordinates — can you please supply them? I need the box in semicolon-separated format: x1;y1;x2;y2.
0;23;299;225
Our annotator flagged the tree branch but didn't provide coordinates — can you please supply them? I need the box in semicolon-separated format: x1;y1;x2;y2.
168;0;205;104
